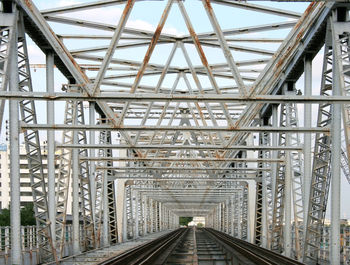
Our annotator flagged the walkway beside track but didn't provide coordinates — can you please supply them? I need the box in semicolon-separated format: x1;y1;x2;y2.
47;230;173;265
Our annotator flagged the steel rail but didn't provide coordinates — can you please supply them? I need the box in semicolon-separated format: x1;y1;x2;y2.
98;227;305;265
98;228;188;265
204;228;304;265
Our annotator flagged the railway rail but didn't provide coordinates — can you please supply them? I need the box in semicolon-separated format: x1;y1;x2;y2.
98;227;304;265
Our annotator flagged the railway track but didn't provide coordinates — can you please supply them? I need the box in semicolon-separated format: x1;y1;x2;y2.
98;227;304;265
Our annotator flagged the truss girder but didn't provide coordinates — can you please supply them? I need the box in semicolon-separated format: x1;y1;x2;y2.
17;13;57;263
254;129;270;246
94;130;108;247
303;22;333;264
0;12;16;131
271;89;304;257
2;1;350;264
77;102;95;251
107;180;118;244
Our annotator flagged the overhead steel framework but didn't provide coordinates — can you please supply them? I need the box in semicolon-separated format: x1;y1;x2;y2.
1;0;350;264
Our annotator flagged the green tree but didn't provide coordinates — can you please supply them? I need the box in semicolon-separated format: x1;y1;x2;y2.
0;208;10;226
179;217;193;226
20;203;36;226
0;203;36;227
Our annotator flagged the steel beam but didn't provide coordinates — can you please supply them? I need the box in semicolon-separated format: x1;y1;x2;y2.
330;12;342;265
46;52;56;249
303;54;312;238
72;145;301;151
21;124;330;133
9;10;21;264
3;91;350;103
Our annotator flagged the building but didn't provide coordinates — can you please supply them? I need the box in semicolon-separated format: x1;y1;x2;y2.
0;142;72;213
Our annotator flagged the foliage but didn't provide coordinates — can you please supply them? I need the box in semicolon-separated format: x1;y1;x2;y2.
0;203;36;226
0;208;10;226
197;223;204;227
179;216;193;226
20;203;36;226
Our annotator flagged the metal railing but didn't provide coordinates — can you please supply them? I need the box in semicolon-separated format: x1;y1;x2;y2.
0;225;73;264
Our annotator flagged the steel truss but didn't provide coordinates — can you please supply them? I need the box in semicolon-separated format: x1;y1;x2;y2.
270;87;304;258
94;129;108;247
304;7;350;264
0;10;15;130
304;21;333;264
2;1;350;264
17;13;57;263
254;120;270;247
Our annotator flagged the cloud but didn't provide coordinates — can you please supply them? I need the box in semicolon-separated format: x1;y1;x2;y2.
27;44;45;64
57;0;82;7
126;19;154;32
49;0;183;36
126;19;184;36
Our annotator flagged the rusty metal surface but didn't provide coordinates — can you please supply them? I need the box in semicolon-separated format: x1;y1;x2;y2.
5;0;343;263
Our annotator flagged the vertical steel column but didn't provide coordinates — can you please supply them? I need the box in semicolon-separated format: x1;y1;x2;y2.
212;208;215;229
153;200;156;233
222;203;225;232
163;205;165;230
247;181;256;244
46;52;55;248
168;209;171;229
284;136;292;257
122;185;128;241
242;186;248;240
268;105;278;249
170;211;173;229
134;191;139;239
284;85;292;258
158;202;162;232
17;13;56;261
226;199;229;233
156;201;160;232
330;12;341;263
107;183;118;244
156;201;159;232
230;197;234;236
218;204;222;231
89;103;96;223
150;199;154;233
260;191;267;247
261;128;269;248
0;12;15;128
303;55;312;232
116;180;126;242
218;205;220;231
9;12;21;264
102;167;109;246
140;195;144;235
72;129;80;255
303;25;333;262
143;196;147;235
257;118;269;247
223;203;226;232
167;209;170;230
237;192;242;239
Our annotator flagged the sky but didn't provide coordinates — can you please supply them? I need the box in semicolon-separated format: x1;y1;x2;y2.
2;0;350;219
